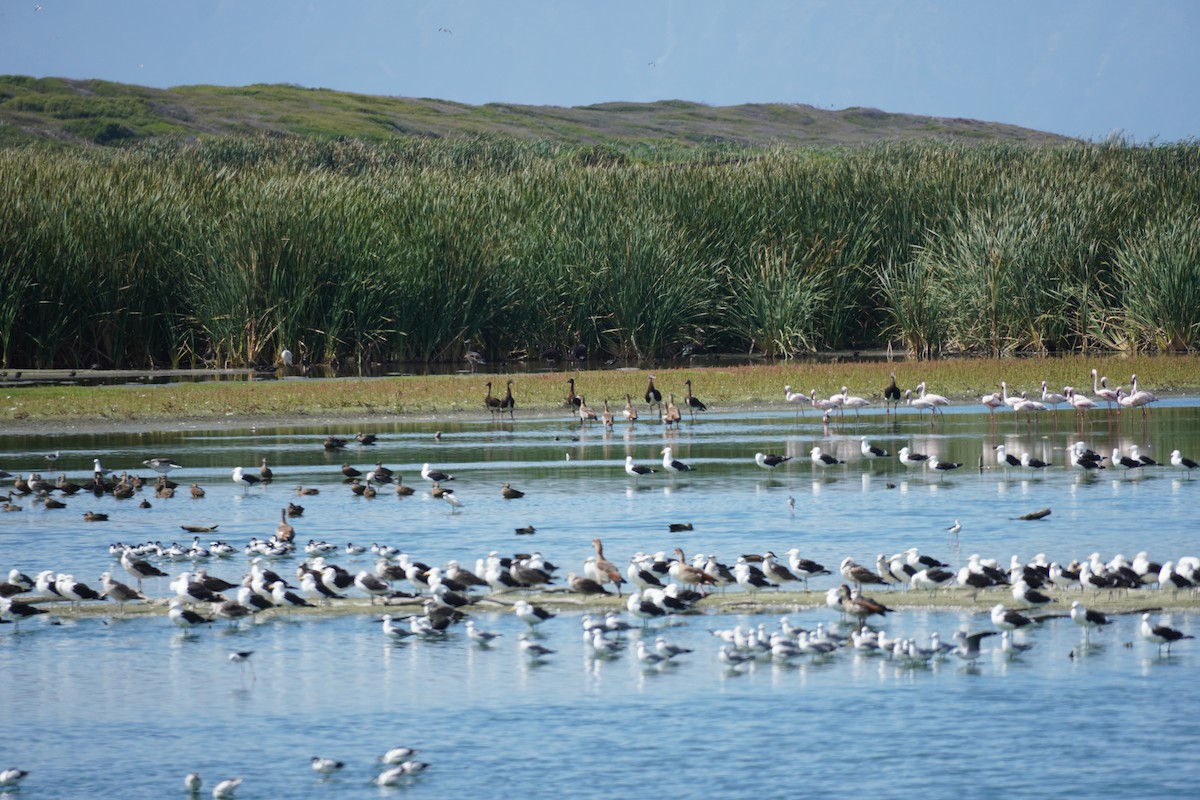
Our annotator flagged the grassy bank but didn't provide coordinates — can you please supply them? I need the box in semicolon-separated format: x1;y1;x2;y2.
2;355;1195;427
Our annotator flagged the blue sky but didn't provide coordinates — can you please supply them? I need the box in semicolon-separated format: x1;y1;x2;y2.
1;0;1197;142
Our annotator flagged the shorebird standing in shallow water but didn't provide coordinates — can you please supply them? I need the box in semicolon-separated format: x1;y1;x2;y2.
1069;601;1112;643
229;651;255;688
1140;613;1193;655
754;452;792;470
661;446;694;473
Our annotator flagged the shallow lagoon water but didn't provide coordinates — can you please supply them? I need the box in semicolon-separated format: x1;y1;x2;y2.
2;398;1199;798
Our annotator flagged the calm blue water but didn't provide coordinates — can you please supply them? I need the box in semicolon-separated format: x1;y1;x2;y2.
1;396;1198;798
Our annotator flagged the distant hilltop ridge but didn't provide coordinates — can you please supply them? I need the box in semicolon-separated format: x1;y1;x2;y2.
0;75;1074;149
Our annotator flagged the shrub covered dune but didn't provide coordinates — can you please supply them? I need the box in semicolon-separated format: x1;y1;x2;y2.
1;135;1198;371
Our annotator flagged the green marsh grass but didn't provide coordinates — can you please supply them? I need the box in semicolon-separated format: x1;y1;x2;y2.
2;138;1198;370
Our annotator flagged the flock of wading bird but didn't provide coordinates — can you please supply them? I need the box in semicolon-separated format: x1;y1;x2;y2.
2;367;1197;793
3;359;1197;647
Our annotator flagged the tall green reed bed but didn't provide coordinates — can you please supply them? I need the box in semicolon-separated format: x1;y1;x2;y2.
0;137;1197;369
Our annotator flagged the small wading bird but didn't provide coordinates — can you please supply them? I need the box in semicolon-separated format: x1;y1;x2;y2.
784;384;809;415
498;379;515;419
645;374;662;413
883;371;902;416
484;381;502;417
683;379;707;420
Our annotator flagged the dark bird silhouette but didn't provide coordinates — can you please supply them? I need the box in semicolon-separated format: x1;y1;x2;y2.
683;379;707;420
484;381;502;417
644;374;662;412
566;378;583;412
883;371;902;415
498;379;515;419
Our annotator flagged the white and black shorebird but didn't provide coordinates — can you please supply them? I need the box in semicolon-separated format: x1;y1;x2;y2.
144;458;182;475
860;437;889;459
1011;579;1053;609
1000;631;1035;658
270;580;316;610
1020;452;1050;471
211;776;242;799
420;463;455;483
465;620;502;646
1111;448;1144;475
513;599;555;626
300;573;342;605
0;596;47;628
990;604;1035;631
660;446;694;473
375;760;430;785
1170;450;1199;479
184;772;201;794
56;574;104;606
518;632;555;659
354;571;393;604
897;447;929;468
380;747;420;766
1069;600;1112;641
0;769;30;789
754;452;793;470
910;567;956;594
905;547;948;572
170;571;225;606
624;455;656;478
231;467;261;492
810;446;844;468
654;636;693;659
993;444;1021;471
635;640;669;667
311;756;345;775
927;456;962;477
627;557;665;590
1129;445;1157;467
1140;613;1193;655
167;598;213;631
626;591;667;624
229;650;255;686
733;558;775;595
785;548;831;590
379;615;415;639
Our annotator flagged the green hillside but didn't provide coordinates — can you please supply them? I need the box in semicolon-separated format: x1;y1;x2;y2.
0;75;1074;150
